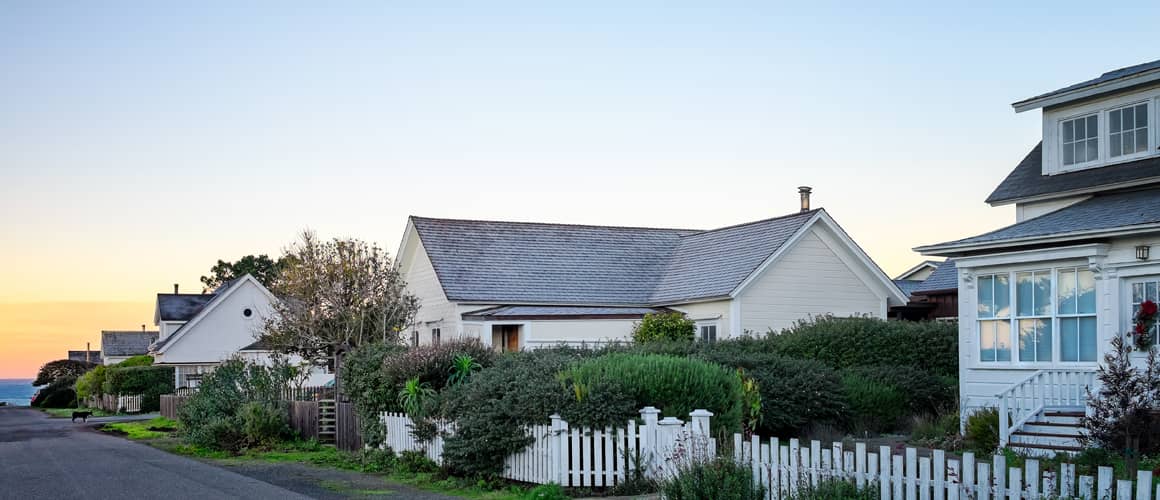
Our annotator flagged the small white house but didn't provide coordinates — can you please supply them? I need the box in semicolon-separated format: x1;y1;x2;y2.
149;275;330;387
917;59;1160;454
396;193;907;350
100;330;159;365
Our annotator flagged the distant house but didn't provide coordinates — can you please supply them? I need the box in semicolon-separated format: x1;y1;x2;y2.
100;330;159;365
67;350;102;365
890;260;959;321
917;59;1160;452
148;275;330;388
396;193;907;350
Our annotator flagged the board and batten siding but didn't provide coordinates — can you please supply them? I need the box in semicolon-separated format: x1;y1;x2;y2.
738;227;885;335
400;228;460;345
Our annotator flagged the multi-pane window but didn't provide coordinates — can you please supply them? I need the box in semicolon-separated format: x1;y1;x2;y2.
1016;271;1053;363
432;328;442;346
1109;103;1149;158
1131;279;1160;346
977;274;1011;362
1062;114;1099;166
699;324;717;343
411;331;419;347
1058;268;1097;362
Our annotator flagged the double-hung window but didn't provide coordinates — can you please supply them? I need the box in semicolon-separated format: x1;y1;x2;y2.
977;274;1012;362
1109;103;1149;158
432;328;442;346
1130;278;1160;346
698;323;718;343
1058;268;1097;362
1061;114;1099;166
1015;270;1053;363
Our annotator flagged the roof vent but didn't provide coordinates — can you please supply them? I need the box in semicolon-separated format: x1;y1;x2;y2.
173;283;179;294
798;186;812;212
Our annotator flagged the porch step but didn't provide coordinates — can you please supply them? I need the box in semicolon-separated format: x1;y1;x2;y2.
1044;410;1085;418
1007;441;1084;453
1021;422;1084;436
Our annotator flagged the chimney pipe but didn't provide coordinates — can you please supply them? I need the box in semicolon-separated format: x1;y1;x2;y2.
141;324;146;332
86;342;90;363
174;283;179;294
798;186;812;212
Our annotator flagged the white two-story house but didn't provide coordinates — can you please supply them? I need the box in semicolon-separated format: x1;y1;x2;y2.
917;59;1160;454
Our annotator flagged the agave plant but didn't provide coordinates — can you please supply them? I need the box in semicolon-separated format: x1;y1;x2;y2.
397;377;435;417
447;354;482;386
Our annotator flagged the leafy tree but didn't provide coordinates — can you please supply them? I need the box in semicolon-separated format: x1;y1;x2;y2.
1081;336;1160;476
631;312;695;343
200;254;284;291
33;359;97;387
261;231;419;367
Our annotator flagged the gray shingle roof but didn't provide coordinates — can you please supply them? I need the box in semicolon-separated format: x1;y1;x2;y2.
893;280;924;298
913;260;957;293
462;305;668;320
1014;59;1160;109
411;210;819;306
156;294;215;321
927;188;1160;250
67;351;102;364
101;330;160;357
987;143;1160;205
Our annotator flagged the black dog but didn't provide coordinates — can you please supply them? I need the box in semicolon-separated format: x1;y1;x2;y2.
71;411;93;423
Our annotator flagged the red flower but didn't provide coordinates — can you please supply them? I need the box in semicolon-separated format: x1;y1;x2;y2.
1137;323;1147;335
1142;300;1158;317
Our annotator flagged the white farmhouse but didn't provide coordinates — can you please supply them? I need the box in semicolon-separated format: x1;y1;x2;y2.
396;191;907;351
918;59;1160;454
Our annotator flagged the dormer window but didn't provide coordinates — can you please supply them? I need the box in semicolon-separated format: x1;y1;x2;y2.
1061;114;1099;166
1109;102;1149;158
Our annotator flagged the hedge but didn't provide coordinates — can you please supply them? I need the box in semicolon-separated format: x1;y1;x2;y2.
103;365;175;412
767;316;958;377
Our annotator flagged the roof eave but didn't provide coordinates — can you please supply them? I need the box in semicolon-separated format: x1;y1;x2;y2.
915;223;1160;256
1012;69;1160;113
987;178;1160;207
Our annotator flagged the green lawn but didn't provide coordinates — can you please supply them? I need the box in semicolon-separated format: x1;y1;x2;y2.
100;417;179;440
41;407;114;418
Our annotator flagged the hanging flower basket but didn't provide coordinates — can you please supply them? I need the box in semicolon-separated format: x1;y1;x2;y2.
1132;300;1158;350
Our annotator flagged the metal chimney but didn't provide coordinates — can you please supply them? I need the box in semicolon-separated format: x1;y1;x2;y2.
798;186;812;212
173;283;179;294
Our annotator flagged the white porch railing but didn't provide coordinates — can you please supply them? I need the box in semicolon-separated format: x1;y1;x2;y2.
997;369;1097;447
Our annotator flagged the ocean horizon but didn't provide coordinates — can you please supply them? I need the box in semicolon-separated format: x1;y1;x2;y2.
0;379;37;406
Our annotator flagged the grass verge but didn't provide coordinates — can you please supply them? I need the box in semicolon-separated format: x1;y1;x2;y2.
99;416;179;440
41;407;115;418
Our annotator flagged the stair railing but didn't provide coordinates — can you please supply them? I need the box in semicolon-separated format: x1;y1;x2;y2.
996;368;1097;447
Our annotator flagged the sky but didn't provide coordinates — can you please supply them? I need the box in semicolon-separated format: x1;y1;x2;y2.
2;1;1159;377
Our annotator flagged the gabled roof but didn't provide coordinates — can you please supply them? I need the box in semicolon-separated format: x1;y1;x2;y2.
408;209;905;307
894;260;940;281
101;330;159;357
1013;59;1160;112
151;274;277;354
919;188;1160;255
462;305;668;321
913;260;957;294
986;143;1160;205
156;294;215;322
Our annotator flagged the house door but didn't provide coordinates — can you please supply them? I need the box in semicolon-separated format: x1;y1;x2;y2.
1127;277;1160;345
492;325;521;353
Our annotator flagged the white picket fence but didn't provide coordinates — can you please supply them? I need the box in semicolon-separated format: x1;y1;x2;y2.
734;435;1159;500
87;394;142;413
381;406;715;487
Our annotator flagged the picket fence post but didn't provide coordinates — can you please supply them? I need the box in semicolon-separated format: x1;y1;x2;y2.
638;406;660;478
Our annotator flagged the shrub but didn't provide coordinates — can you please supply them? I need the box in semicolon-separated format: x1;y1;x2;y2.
842;365;956;415
522;484;569;500
698;350;845;437
103;365;175;412
769;316;958;377
910;411;961;444
239;401;291;448
32;378;78;408
179;357;297;451
34;359;97;387
75;365;107;401
965;408;1000;455
841;372;908;434
116;355;154;367
439;348;591;478
657;457;765;500
632;312;695;343
395;450;439;474
341;341;406;448
557;353;745;434
380;339;496;398
787;480;879;499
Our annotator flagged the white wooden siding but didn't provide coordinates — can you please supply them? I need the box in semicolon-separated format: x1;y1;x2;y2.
1015;195;1091;222
669;300;732;338
158;280;275;363
738;227;883;335
523;319;636;347
399;226;460;346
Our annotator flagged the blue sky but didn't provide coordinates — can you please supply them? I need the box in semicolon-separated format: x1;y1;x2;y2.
3;1;1159;306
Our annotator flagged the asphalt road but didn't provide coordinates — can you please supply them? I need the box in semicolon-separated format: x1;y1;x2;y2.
0;406;311;500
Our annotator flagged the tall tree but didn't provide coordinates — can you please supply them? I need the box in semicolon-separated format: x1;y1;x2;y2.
33;359;97;386
200;254;284;291
261;231;419;366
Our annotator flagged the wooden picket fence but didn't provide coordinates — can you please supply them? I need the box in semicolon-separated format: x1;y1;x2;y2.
160;394;190;419
381;406;715;487
87;394;142;413
733;434;1160;500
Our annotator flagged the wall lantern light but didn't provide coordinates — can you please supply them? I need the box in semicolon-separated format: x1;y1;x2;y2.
1137;245;1151;261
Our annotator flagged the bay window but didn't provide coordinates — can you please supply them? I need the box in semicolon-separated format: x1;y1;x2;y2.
976;266;1098;364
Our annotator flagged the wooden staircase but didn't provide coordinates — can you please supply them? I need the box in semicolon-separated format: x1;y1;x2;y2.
1007;408;1085;456
318;399;337;444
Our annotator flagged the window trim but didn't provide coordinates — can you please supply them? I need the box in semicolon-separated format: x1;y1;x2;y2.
1059;112;1101;169
695;320;719;343
432;327;442;346
1107;100;1151;162
1044;88;1160;175
1125;276;1160;352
